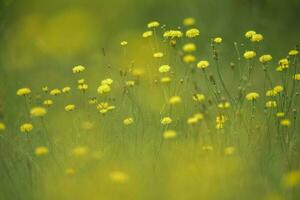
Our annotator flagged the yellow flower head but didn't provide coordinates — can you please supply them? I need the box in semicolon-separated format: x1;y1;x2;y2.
72;65;85;73
158;65;171;73
259;54;272;63
273;85;284;93
288;49;299;56
120;41;128;46
182;43;196;53
183;54;196;64
43;99;54;107
62;86;71;93
193;94;205;102
265;101;277;108
30;107;47;117
123;117;134;125
276;112;285;117
35;146;49;156
126;80;135;87
161;117;172;125
142;30;153;38
280;119;291;127
163;30;183;38
16;88;31;96
197;60;209;69
65;104;76;112
250;33;263;42
163;130;177;139
169;96;181;105
101;78;114;85
245;30;256;38
183;17;196;26
246;92;259;101
20;123;33;133
153;52;164;58
97;84;111;94
109;170;129;183
97;102;115;114
50;88;61;96
42;86;48;93
72;146;88;157
185;28;200;38
78;84;88;91
218;102;230;109
243;51;256;59
147;21;160;28
0;122;6;132
213;37;222;44
160;76;171;84
294;74;300;81
266;89;278;97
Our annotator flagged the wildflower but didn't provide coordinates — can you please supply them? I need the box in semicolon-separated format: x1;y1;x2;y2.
101;78;113;85
193;94;205;102
16;88;31;96
89;97;97;105
216;115;226;129
289;49;299;56
109;171;129;183
218;102;230;109
202;145;214;151
72;65;85;73
280;119;291;127
259;54;272;63
276;112;285;117
65;104;76;112
250;33;263;42
123;117;134;125
245;30;256;38
158;65;171;73
120;41;128;46
187;117;198;125
163;30;183;38
142;30;153;38
183;17;195;26
97;84;111;94
0;122;6;132
266;89;277;97
126;80;135;87
20;123;33;133
72;146;88;157
78;84;88;91
294;74;300;81
224;146;235;155
161;117;172;125
282;170;300;188
169;96;181;104
213;37;222;44
43;99;53;107
30;107;47;117
273;85;283;93
35;146;49;156
50;88;61;96
62;86;71;93
163;130;177;139
185;28;200;38
243;51;256;59
279;58;289;66
147;21;160;28
97;102;115;114
65;168;75;176
183;54;196;63
78;79;85;84
42;86;48;93
182;43;196;53
266;101;277;108
246;92;259;101
194;113;204;121
160;76;171;83
153;52;164;58
197;60;209;69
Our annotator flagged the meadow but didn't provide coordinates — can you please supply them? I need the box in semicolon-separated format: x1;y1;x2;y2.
0;1;300;200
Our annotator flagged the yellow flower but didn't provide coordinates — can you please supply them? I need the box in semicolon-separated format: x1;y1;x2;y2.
72;65;85;73
153;52;164;58
273;85;284;93
62;86;71;93
183;54;196;63
246;92;259;101
78;79;85;84
288;49;299;56
50;88;61;96
193;94;205;102
224;146;235;155
142;30;153;38
245;30;256;38
243;51;256;59
276;112;285;117
0;122;6;132
163;130;177;139
65;167;75;176
97;102;115;114
216;115;226;129
194;113;204;121
120;41;128;46
163;30;183;38
20;123;33;133
279;58;289;66
16;88;31;96
109;171;129;183
259;54;272;63
147;21;160;28
266;89;278;97
185;28;200;38
158;65;171;73
42;86;48;93
101;78;114;85
265;101;277;108
197;60;209;69
187;117;198;125
183;17;195;26
35;146;49;156
169;96;181;104
280;119;291;127
294;74;300;81
30;107;47;117
213;37;222;44
72;146;88;157
97;84;111;94
89;97;97;105
160;76;171;84
218;102;230;109
161;117;172;125
126;80;135;87
43;99;53;107
282;170;300;188
250;33;263;42
65;104;76;112
123;117;134;125
182;43;196;53
78;84;88;91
